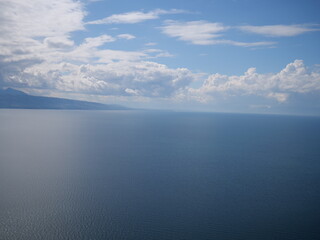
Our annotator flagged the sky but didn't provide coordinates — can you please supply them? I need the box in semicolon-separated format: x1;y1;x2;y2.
0;0;320;115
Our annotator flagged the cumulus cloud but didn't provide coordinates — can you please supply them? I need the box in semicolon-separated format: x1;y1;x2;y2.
87;9;185;25
18;61;198;98
238;24;320;37
188;60;320;102
0;1;176;70
0;0;189;98
160;20;275;46
0;0;85;88
1;0;319;112
0;0;85;64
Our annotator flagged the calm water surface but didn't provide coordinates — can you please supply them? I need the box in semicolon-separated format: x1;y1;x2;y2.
0;110;320;240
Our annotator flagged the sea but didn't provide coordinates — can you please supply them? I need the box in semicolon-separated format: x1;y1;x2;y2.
0;110;319;240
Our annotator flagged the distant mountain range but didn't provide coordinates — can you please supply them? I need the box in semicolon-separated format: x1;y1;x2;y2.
0;88;128;110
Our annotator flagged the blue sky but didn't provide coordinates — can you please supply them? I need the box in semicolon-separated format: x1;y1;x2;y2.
0;0;320;114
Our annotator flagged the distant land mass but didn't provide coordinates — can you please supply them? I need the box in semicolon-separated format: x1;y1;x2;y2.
0;88;128;110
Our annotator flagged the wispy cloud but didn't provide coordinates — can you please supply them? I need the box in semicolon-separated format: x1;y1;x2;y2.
160;20;275;47
81;35;116;48
87;9;186;25
143;49;174;58
160;20;228;45
238;24;320;37
117;34;136;40
145;42;158;46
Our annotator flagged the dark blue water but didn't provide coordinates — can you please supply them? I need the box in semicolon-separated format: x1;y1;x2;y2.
0;110;320;240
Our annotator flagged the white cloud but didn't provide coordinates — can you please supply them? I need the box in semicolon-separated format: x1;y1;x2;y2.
18;61;199;98
95;50;147;63
267;92;289;102
160;20;275;46
125;88;140;95
145;42;158;46
0;0;319;111
0;3;196;98
161;20;228;45
117;34;136;40
87;9;185;25
189;60;320;102
43;35;121;64
216;40;275;47
0;0;86;64
143;49;163;53
0;0;156;89
81;35;116;48
238;24;320;37
0;0;85;39
44;36;75;49
143;49;174;58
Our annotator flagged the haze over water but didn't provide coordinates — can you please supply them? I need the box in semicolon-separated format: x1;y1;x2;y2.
0;110;320;240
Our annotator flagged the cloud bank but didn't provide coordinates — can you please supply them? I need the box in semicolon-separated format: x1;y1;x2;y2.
1;0;319;113
0;1;197;100
188;60;320;103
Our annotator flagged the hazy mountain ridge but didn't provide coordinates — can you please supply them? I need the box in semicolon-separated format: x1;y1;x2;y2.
0;88;128;110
